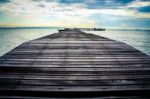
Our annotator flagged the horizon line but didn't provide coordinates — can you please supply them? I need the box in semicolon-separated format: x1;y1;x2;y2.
0;27;150;30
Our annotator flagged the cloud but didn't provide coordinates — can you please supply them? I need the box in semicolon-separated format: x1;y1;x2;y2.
0;0;10;4
37;4;46;8
127;0;150;8
0;0;96;27
0;0;150;28
137;6;150;13
1;0;148;18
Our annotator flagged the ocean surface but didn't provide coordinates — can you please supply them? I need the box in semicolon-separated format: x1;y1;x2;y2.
0;28;150;57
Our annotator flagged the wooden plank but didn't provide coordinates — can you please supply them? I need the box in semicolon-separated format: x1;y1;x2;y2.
0;85;150;92
0;75;150;80
1;58;149;62
0;79;150;86
0;71;150;76
0;96;148;99
0;96;145;99
1;67;150;72
0;29;150;98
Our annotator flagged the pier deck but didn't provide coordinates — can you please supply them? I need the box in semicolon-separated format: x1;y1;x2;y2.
0;30;150;98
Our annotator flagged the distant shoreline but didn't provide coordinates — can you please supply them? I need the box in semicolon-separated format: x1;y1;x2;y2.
0;27;61;29
0;27;149;31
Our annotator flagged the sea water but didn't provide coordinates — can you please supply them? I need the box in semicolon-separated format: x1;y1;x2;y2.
88;29;150;56
0;28;58;56
0;28;150;57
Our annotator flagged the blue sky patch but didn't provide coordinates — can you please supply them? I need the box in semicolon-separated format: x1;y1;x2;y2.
137;6;150;13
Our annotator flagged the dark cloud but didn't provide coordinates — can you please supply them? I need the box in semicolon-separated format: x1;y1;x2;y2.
141;0;150;1
38;4;45;8
59;0;134;4
58;0;134;9
114;0;134;4
31;0;134;9
137;6;150;13
0;0;10;3
32;0;41;1
32;0;57;2
85;0;132;9
59;0;82;3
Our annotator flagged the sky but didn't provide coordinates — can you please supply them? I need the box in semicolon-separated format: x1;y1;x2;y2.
0;0;150;29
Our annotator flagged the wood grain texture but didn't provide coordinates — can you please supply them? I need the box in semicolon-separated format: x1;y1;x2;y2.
0;29;150;98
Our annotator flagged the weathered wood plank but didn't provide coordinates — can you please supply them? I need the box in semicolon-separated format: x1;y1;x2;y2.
0;75;150;80
0;29;150;98
0;85;150;92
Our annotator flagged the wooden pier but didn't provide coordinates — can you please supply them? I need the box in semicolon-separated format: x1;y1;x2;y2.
0;29;150;98
65;28;105;31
